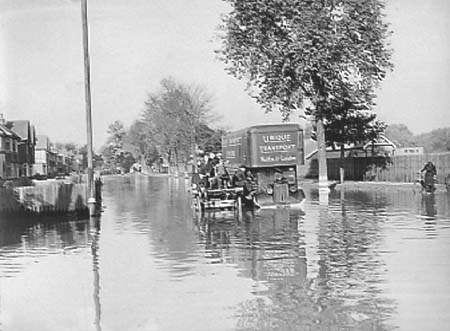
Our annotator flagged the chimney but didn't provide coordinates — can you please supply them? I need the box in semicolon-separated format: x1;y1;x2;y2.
0;113;5;125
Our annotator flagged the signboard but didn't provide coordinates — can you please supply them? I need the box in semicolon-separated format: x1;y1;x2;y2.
251;131;300;166
222;124;304;168
394;147;424;156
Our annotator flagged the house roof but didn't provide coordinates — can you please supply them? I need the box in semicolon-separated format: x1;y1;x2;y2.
0;123;21;139
363;135;396;150
31;125;36;144
305;135;396;160
36;135;51;149
8;120;30;141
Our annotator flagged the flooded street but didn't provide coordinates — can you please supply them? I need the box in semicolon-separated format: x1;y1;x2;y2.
1;174;450;331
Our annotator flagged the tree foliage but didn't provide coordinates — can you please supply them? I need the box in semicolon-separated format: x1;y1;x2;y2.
325;107;386;148
218;0;392;183
100;79;224;170
124;120;147;159
217;0;392;121
102;120;135;172
417;128;450;153
384;124;416;148
383;124;450;153
140;78;219;165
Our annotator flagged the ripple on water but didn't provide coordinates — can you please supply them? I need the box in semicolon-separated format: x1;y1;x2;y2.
0;177;449;330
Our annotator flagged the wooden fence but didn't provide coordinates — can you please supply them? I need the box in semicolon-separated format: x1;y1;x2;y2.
374;153;450;183
305;152;450;183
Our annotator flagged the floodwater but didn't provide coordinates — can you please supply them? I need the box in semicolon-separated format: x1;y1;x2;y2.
1;174;449;331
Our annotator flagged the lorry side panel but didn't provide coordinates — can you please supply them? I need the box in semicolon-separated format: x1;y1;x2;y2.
247;125;304;168
222;129;247;169
222;124;304;169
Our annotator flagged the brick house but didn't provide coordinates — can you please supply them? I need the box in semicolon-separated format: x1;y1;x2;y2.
0;114;21;179
33;135;58;177
7;120;36;177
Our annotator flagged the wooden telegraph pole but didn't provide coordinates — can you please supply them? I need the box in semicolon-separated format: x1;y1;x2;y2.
81;0;96;215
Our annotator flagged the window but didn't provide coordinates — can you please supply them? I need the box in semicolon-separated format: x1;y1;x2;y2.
6;164;12;178
5;138;10;151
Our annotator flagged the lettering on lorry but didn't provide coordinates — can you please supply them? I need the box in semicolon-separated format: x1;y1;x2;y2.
260;155;297;163
262;134;291;143
256;131;299;164
222;136;241;147
221;125;304;167
259;144;296;153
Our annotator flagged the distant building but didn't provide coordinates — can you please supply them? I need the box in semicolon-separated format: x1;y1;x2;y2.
33;135;51;176
305;136;397;161
303;135;397;180
394;147;424;156
0;114;21;179
7;120;36;177
33;135;58;177
48;150;57;177
73;154;83;173
56;152;74;175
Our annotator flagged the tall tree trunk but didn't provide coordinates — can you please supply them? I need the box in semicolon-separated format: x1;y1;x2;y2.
168;149;172;166
193;143;198;173
316;118;328;188
174;147;178;166
340;143;345;183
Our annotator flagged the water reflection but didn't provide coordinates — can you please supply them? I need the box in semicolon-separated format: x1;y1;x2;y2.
196;201;394;330
0;213;103;330
0;215;91;277
421;194;437;219
1;176;449;331
90;217;102;331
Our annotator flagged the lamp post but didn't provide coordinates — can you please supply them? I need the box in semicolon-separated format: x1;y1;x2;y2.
81;0;96;215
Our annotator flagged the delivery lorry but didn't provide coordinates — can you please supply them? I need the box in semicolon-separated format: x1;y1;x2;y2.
222;123;305;207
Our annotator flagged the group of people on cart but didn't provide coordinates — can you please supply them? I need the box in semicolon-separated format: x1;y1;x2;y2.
191;152;296;209
191;153;263;208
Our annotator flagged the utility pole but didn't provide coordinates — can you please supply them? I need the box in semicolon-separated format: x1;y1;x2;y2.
81;0;96;215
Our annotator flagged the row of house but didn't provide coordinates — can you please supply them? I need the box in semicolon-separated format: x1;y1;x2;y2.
0;113;82;180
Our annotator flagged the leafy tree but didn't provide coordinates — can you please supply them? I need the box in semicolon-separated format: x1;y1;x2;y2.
102;120;135;172
53;142;79;156
77;144;103;171
141;78;217;166
384;124;450;152
416;128;450;153
384;124;416;147
324;96;386;182
196;124;226;154
217;0;392;186
64;142;78;153
124;120;147;160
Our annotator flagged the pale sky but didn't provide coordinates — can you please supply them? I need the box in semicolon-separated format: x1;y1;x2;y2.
0;0;449;149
